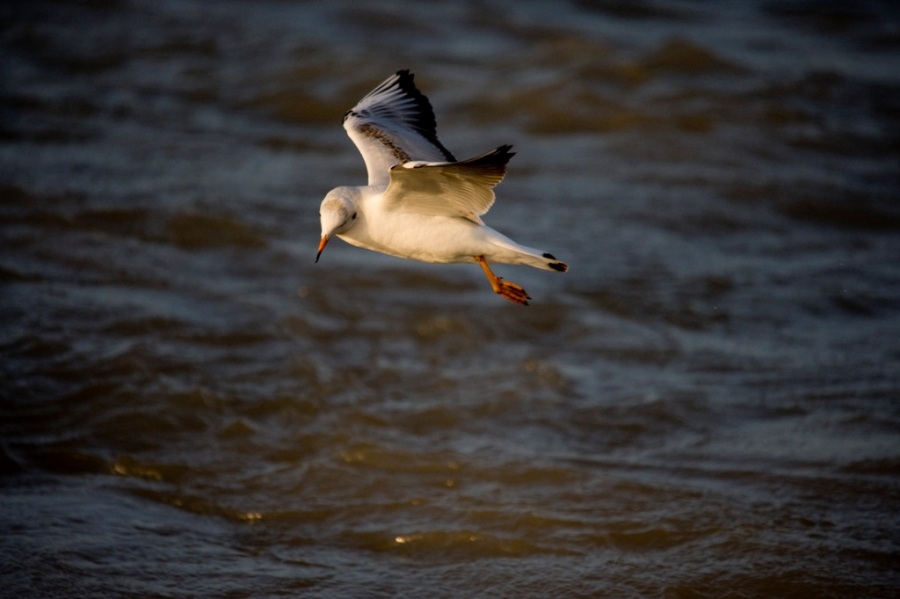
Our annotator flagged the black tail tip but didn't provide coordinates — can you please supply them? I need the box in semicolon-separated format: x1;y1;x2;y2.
544;253;568;272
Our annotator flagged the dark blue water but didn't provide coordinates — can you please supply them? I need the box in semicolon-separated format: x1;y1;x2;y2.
2;1;899;597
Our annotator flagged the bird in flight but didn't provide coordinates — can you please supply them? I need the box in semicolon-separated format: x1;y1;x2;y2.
316;70;568;305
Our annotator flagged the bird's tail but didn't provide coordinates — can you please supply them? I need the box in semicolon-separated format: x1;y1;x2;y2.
542;252;569;272
488;234;568;272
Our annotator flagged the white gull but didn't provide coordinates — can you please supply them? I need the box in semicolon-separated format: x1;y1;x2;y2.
316;70;568;305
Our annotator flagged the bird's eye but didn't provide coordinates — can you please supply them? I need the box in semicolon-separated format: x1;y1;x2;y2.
351;212;357;220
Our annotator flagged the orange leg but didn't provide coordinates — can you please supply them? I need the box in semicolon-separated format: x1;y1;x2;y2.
476;256;530;305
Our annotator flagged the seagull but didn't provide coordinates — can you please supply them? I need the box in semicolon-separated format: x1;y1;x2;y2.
316;70;568;305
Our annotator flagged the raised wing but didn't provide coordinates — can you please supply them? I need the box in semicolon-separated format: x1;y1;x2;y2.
383;145;515;225
343;70;456;187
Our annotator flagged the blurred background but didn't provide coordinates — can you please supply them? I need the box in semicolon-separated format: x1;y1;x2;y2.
2;1;899;597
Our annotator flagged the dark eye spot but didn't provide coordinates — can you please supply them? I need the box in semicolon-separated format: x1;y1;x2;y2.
351;212;357;220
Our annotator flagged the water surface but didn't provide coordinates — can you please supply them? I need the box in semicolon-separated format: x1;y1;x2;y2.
2;1;899;597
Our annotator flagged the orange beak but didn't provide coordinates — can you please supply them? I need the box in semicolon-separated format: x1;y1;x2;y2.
315;236;328;263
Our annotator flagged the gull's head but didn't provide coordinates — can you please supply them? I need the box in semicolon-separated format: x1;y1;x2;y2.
317;187;358;263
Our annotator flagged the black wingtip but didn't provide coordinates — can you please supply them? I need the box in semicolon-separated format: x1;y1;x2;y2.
394;69;414;89
486;144;516;163
463;145;516;168
499;144;516;161
388;69;456;162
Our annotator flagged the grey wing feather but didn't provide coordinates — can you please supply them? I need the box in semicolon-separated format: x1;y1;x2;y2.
343;70;456;187
383;145;515;224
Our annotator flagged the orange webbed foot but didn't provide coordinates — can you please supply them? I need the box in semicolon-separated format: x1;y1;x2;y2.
476;256;531;306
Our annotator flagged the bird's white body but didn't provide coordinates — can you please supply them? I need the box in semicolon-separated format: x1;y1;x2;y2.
317;70;567;304
327;185;557;269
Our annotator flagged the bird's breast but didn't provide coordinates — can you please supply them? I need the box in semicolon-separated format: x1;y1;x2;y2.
343;212;485;264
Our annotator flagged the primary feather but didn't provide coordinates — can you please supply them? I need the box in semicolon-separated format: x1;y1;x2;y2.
343;70;455;186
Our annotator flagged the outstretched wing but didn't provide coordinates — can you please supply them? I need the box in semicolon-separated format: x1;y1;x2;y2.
343;70;456;187
383;145;515;225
